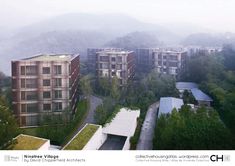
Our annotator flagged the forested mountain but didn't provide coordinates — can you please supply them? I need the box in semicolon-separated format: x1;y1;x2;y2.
105;31;162;50
182;32;235;47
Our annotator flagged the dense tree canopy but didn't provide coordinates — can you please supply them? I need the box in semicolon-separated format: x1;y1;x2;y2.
180;45;235;139
153;105;235;150
0;97;18;149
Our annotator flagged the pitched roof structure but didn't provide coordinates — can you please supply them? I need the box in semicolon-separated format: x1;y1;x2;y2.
191;88;213;102
176;82;198;91
159;97;184;115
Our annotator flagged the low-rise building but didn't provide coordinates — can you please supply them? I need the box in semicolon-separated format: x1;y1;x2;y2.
191;88;213;107
176;82;213;107
159;97;184;115
7;134;50;150
63;107;140;150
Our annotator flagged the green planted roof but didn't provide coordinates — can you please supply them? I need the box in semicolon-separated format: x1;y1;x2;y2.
7;134;47;150
64;124;99;150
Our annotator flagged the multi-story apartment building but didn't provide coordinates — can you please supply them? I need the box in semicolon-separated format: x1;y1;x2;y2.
152;50;187;77
96;50;135;85
87;48;123;72
12;54;80;127
186;46;222;56
135;48;159;72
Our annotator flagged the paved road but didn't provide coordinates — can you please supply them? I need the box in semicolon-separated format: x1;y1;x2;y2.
77;95;103;132
136;101;159;150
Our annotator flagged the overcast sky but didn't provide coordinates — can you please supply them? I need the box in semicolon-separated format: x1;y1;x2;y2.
0;0;235;32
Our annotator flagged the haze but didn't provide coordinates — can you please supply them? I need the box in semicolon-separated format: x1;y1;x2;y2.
1;0;235;32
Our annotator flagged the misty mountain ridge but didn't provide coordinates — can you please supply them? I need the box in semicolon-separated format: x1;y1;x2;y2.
1;13;235;74
105;31;162;50
182;32;235;47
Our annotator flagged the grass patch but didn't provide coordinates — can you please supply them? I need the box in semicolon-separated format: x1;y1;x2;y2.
20;127;38;136
7;134;47;150
64;124;99;150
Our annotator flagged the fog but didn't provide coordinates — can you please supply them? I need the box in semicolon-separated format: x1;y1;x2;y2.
1;0;235;32
1;0;235;75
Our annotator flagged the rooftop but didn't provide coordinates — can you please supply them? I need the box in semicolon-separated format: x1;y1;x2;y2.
176;82;198;91
191;88;213;102
19;54;77;61
159;97;184;114
97;50;133;55
7;134;48;150
63;124;99;150
102;108;140;137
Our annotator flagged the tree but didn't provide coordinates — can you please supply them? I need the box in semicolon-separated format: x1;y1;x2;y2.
111;77;120;100
98;77;111;96
153;106;235;150
222;44;235;71
0;97;18;149
80;75;92;98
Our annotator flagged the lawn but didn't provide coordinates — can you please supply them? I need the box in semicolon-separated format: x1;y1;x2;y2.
20;127;38;136
64;124;99;150
7;134;47;150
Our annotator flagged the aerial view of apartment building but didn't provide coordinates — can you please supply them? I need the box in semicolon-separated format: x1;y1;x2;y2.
87;48;123;72
152;50;187;77
11;54;80;127
96;50;135;85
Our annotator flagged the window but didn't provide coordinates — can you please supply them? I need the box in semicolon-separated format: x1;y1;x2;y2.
158;54;162;59
54;78;62;87
111;64;116;69
111;72;116;76
21;92;26;100
21;66;37;75
117;56;122;63
54;65;62;75
100;56;109;62
43;79;50;86
23;91;37;100
42;67;50;74
25;116;38;126
103;63;109;69
117;64;122;70
21;66;25;75
111;57;116;62
43;91;51;98
169;62;178;67
170;55;178;60
21;79;37;88
54;102;62;111
99;63;103;68
43;104;51;111
163;56;167;59
26;103;38;113
158;61;162;66
54;90;62;99
26;66;37;75
21;104;26;113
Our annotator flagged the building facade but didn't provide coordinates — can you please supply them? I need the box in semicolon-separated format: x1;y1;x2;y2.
152;50;187;77
135;48;159;73
96;50;135;85
12;54;80;127
87;48;123;72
